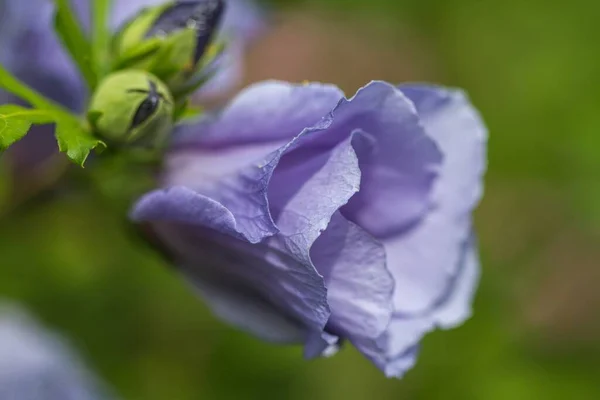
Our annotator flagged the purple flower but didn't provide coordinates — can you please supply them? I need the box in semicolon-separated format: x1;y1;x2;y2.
132;80;488;377
0;0;265;178
0;303;115;399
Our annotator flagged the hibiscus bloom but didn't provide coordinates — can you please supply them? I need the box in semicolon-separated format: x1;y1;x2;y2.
132;80;487;377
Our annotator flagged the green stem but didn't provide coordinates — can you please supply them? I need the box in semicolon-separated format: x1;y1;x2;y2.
0;66;67;112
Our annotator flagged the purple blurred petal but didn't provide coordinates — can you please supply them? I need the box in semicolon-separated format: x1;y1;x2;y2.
0;304;115;399
220;0;267;41
384;84;487;314
193;42;245;99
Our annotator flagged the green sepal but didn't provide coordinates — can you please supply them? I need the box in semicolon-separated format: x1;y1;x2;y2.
170;39;227;101
148;29;197;81
112;3;172;55
172;70;216;101
112;39;162;70
91;0;113;81
173;98;190;122
173;99;204;124
52;0;96;90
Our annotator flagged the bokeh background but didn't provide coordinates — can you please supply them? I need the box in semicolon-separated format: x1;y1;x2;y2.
2;0;600;398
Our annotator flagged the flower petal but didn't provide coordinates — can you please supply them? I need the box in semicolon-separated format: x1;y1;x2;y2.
311;211;394;339
353;236;479;378
428;237;480;329
131;185;268;242
136;82;347;243
391;237;478;348
304;331;340;359
329;81;443;239
133;123;363;344
132;133;295;244
149;220;326;343
181;257;307;343
178;80;344;148
385;84;487;314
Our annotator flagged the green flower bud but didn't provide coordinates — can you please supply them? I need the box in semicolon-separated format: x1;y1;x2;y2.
88;70;174;149
113;0;225;96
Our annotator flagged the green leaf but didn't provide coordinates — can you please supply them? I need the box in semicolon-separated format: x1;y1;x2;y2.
0;104;104;166
0;115;32;151
0;65;63;111
55;119;106;167
53;0;96;89
0;105;56;150
91;0;113;81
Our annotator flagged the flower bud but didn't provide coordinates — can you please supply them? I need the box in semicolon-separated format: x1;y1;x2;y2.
88;70;174;149
113;0;225;97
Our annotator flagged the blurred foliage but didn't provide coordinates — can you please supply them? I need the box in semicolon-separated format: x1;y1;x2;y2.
1;0;600;399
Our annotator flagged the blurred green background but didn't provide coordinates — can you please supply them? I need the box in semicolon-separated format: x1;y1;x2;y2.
2;0;600;398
